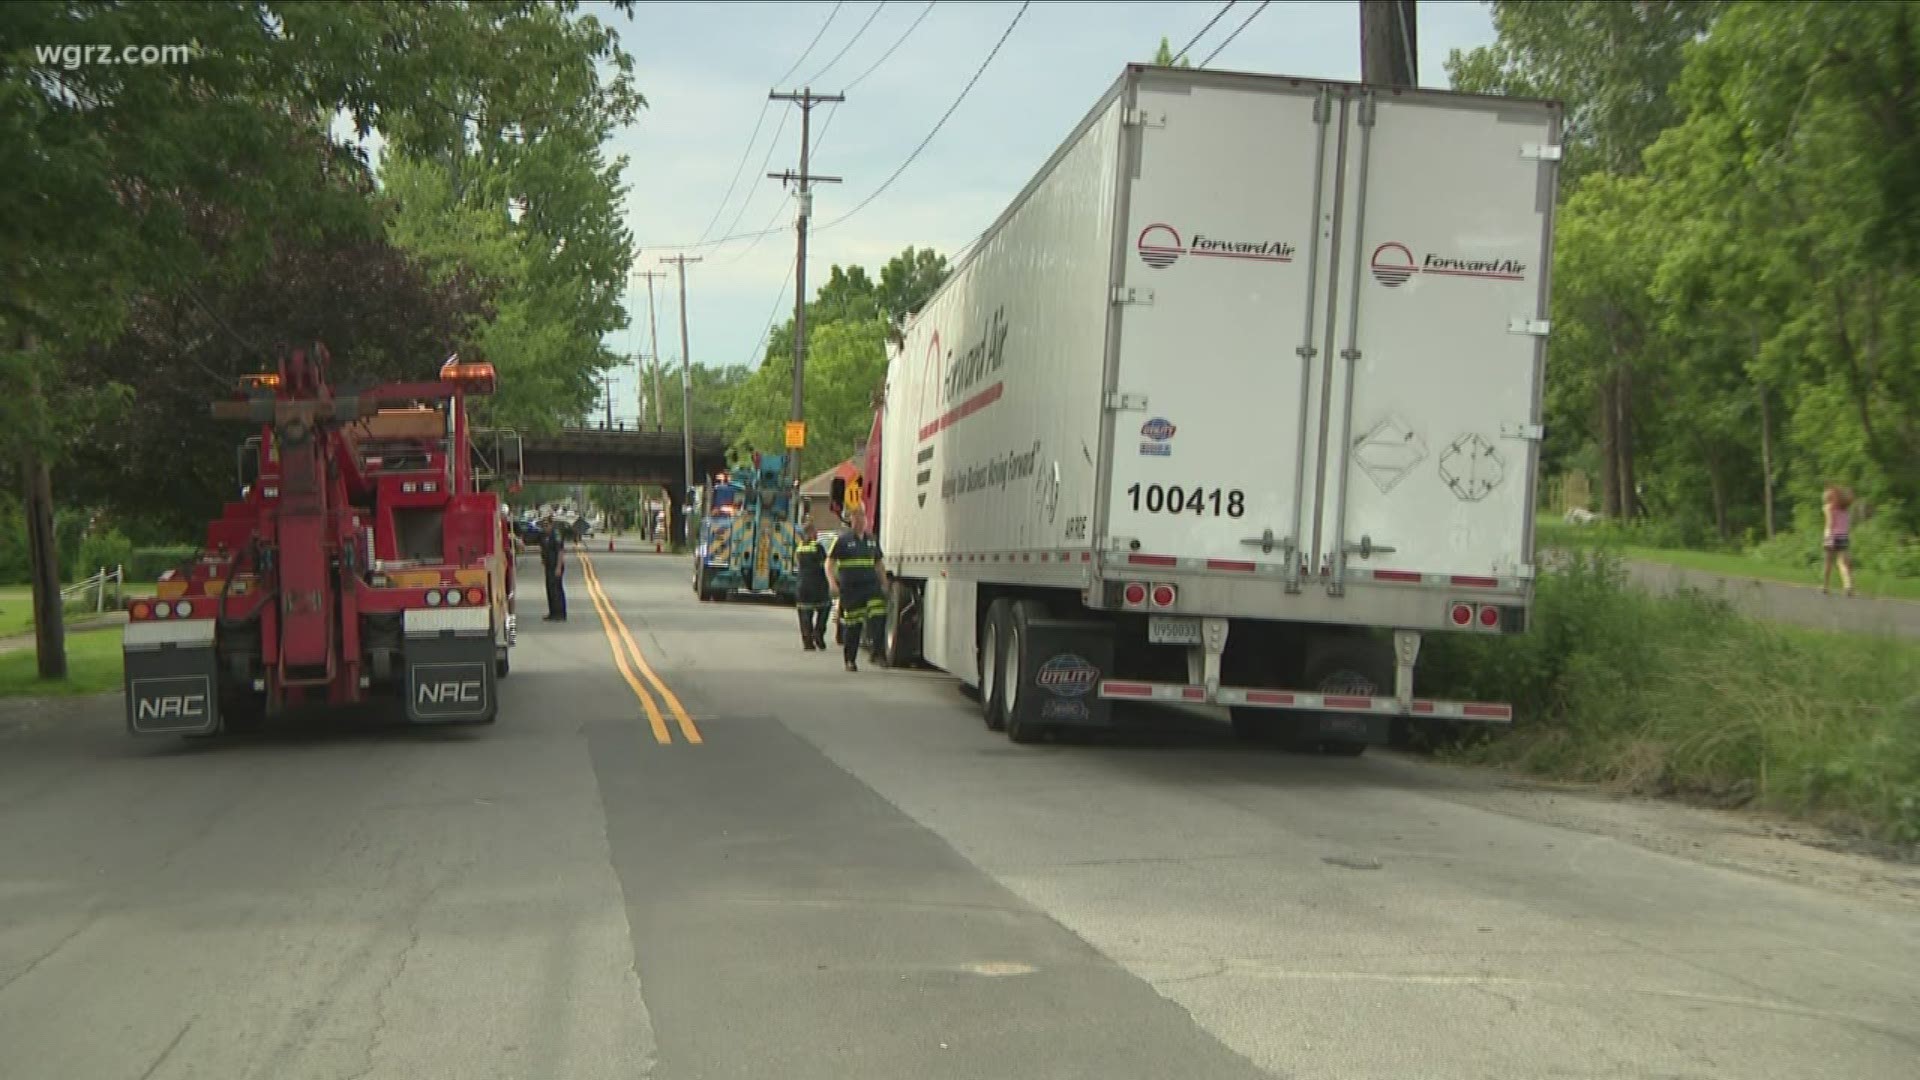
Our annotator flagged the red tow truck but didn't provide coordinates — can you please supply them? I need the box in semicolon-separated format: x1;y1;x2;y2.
122;344;518;736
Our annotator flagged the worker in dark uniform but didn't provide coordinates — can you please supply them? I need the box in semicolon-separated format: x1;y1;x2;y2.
824;512;887;671
539;515;568;621
794;522;831;651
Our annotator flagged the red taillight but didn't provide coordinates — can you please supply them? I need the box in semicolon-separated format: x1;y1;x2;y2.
131;601;152;620
466;588;483;605
1151;584;1176;608
1479;604;1501;629
1122;582;1147;607
1450;602;1473;626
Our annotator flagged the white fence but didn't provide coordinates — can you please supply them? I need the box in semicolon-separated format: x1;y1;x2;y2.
60;565;126;614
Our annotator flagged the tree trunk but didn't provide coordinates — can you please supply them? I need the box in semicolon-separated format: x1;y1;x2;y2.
1599;377;1622;518
1614;365;1638;519
23;449;66;680
1758;383;1776;539
1707;456;1729;541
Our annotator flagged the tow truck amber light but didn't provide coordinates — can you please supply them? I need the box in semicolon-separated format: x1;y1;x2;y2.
1122;582;1148;607
1150;584;1176;608
441;362;496;384
241;373;280;390
1450;602;1474;626
1478;604;1501;628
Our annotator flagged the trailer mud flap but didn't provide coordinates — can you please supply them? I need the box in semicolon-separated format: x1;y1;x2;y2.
402;608;497;724
1010;618;1114;731
124;619;220;736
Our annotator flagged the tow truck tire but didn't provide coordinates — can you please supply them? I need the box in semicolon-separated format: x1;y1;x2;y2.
980;599;1011;731
1001;599;1051;745
496;650;511;679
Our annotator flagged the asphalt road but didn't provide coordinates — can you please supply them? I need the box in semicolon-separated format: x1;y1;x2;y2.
1;551;1916;1080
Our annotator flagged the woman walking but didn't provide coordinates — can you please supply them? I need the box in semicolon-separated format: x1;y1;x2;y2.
1822;485;1855;597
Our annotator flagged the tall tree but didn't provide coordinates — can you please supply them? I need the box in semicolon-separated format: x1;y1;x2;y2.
1447;0;1725;521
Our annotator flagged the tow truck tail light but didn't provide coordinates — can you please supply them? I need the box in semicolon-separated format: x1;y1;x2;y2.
425;590;442;606
465;588;484;605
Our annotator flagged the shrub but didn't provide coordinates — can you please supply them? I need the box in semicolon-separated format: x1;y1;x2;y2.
130;545;198;582
74;529;134;581
1421;552;1920;843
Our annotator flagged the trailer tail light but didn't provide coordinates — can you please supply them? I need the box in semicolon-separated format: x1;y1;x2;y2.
1450;602;1474;627
1122;582;1148;608
1150;584;1176;609
1478;603;1501;629
465;588;484;605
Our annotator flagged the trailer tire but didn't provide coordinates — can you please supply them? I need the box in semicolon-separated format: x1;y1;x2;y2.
882;579;919;668
980;599;1011;731
1001;599;1052;745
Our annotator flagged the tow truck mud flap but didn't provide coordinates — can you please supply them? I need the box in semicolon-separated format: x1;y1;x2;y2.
402;608;496;724
124;619;220;736
1009;618;1114;731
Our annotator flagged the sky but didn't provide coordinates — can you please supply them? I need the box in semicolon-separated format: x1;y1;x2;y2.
590;0;1499;425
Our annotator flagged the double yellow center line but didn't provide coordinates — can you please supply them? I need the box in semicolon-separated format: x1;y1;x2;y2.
578;550;701;744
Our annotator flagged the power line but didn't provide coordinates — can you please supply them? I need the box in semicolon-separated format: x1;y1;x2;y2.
1172;1;1235;65
1199;0;1270;67
714;106;792;244
747;259;798;367
690;1;845;245
807;1;888;86
842;1;937;91
816;0;1029;233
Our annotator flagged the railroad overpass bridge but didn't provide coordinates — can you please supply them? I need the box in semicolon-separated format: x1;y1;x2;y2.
473;425;730;543
504;425;732;488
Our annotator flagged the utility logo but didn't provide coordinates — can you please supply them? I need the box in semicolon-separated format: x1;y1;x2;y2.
1036;653;1099;697
1136;224;1295;270
1371;242;1527;288
1141;418;1176;441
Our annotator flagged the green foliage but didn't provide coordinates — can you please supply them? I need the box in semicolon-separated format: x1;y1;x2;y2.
727;247;950;468
1456;0;1920;562
73;529;133;582
128;546;198;584
1151;36;1192;69
0;628;124;698
1423;554;1920;843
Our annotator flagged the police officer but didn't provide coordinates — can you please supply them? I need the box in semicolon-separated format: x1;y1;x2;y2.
539;515;568;621
794;522;831;651
824;512;887;671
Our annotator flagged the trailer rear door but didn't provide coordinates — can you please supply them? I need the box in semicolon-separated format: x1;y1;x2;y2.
1312;92;1557;586
1103;74;1336;572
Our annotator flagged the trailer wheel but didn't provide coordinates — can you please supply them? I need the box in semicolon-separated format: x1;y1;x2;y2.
980;599;1011;731
882;579;919;668
1001;600;1051;745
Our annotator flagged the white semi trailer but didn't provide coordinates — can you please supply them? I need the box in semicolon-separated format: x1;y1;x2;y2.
854;64;1562;750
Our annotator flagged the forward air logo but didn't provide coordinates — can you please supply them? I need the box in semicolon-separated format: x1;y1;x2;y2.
1371;242;1527;288
1136;224;1295;270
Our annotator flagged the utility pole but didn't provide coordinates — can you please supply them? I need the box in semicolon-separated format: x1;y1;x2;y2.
768;86;844;489
602;375;614;429
661;254;702;544
631;352;647;428
1360;0;1418;88
634;270;669;430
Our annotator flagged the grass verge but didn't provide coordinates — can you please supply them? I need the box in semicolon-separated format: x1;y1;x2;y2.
0;627;124;698
1537;520;1920;600
1421;551;1920;846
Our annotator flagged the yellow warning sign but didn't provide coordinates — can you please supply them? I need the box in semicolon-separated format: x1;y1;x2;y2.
784;421;806;449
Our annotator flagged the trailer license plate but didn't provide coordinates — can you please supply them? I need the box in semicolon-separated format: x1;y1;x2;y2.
1148;616;1202;645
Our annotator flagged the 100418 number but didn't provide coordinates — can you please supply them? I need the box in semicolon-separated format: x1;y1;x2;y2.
1125;483;1245;518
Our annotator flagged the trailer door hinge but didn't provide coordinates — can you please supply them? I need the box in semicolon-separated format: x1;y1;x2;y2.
1112;285;1155;306
1501;421;1545;441
1521;143;1564;161
1106;391;1148;412
1122;107;1166;128
1508;316;1551;337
